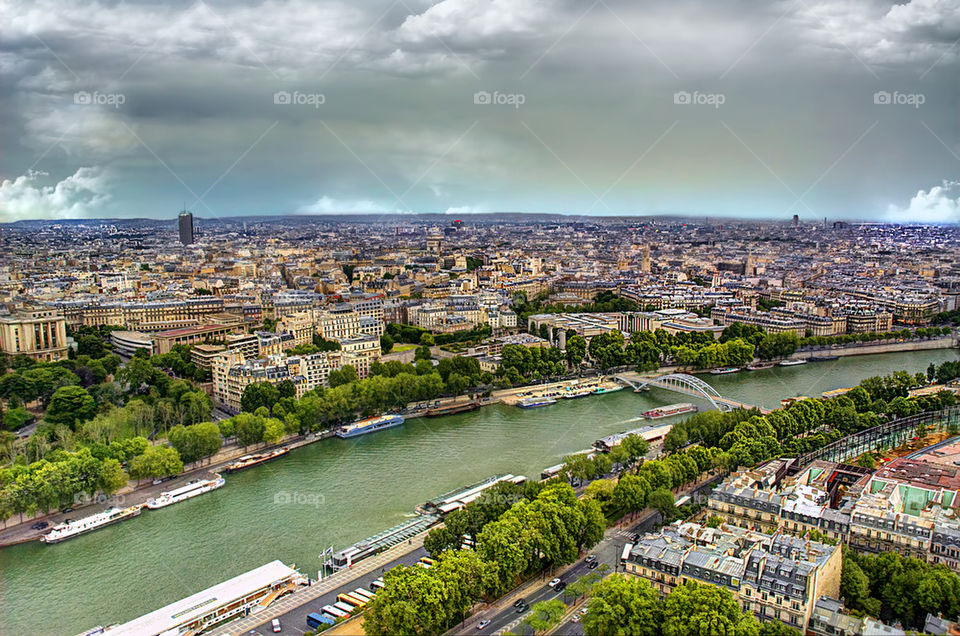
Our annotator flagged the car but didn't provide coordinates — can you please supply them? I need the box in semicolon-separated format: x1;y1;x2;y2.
630;533;641;542
548;578;562;588
585;554;597;563
555;582;566;592
571;615;581;623
516;603;529;614
271;617;281;632
588;561;599;569
61;507;74;514
513;598;526;608
30;521;49;530
477;619;491;630
579;607;589;615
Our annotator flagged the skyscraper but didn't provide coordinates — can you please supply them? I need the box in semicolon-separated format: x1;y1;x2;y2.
178;210;194;245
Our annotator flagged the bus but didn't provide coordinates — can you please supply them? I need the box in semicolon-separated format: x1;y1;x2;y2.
371;577;386;590
353;588;375;601
322;604;350;619
338;592;368;608
333;601;356;614
620;542;634;567
307;612;335;628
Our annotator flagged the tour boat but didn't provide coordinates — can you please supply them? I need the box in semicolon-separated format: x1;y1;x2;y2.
516;396;557;408
641;403;697;419
778;359;808;367
145;475;225;510
710;367;741;375
223;447;290;473
336;414;405;439
41;505;143;544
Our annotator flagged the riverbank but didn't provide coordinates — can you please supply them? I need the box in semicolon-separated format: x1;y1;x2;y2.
789;335;956;359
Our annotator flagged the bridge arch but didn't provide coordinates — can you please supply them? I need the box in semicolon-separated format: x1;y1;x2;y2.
619;373;729;411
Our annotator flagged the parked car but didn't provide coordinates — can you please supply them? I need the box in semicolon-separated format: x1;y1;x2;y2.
571;615;581;623
30;521;49;530
513;598;526;608
588;561;599;569
271;617;281;632
548;578;562;588
477;619;491;630
555;582;566;592
585;554;597;564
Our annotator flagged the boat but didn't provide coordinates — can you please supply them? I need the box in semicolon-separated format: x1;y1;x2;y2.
563;386;593;399
710;367;741;375
808;355;839;362
223;447;290;473
634;386;650;393
517;396;557;408
745;362;775;371
778;359;808;367
592;385;624;394
41;505;143;544
145;475;225;510
336;414;405;439
425;400;481;417
641;403;697;420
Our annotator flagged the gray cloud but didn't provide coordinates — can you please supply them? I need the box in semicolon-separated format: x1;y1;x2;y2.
1;0;957;221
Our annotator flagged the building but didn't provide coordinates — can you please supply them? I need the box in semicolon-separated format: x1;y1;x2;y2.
105;560;303;636
277;311;314;348
110;330;154;357
624;521;842;631
178;210;194;245
152;323;236;355
337;333;380;378
190;343;226;370
0;308;68;362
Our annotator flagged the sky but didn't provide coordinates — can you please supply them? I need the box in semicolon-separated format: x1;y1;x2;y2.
0;0;958;223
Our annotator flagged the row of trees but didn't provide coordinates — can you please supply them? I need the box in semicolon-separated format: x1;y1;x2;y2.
364;482;605;635
584;575;798;636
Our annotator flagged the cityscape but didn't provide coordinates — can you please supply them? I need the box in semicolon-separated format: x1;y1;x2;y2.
2;1;960;636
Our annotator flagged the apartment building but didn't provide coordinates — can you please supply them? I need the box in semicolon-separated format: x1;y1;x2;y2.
337;333;380;378
625;521;841;631
276;311;314;348
0;308;68;361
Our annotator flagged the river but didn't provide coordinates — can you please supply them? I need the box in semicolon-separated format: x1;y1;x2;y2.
1;349;956;635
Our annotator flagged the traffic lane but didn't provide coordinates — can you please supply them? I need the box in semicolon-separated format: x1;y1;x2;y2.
270;547;427;633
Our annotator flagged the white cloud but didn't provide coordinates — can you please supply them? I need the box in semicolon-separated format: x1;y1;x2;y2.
397;0;551;44
0;167;111;222
887;180;960;223
297;195;409;214
444;205;485;214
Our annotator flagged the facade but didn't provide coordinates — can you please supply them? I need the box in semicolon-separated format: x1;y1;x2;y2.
625;521;842;631
277;311;314;348
0;308;68;361
152;323;236;354
337;333;380;378
110;330;154;357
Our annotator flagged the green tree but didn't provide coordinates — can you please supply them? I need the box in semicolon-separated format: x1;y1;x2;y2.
262;417;285;445
241;382;281;413
44;385;96;429
234;413;266;448
380;333;394;354
661;580;759;636
526;599;567;633
647;488;675;519
565;335;587;367
97;458;129;494
128;445;183;481
757;622;802;636
328;365;358;388
583;574;661;636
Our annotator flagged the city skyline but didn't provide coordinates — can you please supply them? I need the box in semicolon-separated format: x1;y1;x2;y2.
1;0;958;223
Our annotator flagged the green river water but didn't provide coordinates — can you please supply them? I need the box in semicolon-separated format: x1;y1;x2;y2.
1;349;956;635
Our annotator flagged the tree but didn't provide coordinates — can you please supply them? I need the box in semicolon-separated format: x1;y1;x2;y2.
758;622;802;636
44;386;96;429
97;458;129;494
328;365;358;388
583;574;661;636
128;445;183;481
3;407;34;431
661;580;759;636
648;488;675;519
380;334;395;354
262;417;285;445
168;422;222;464
565;335;587;368
526;599;567;633
234;413;266;448
276;379;296;399
241;382;281;413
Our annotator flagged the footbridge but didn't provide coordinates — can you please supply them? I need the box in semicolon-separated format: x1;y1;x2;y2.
614;373;769;413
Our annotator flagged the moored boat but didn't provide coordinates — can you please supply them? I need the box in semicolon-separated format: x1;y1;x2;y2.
516;396;557;408
41;505;143;544
778;359;808;366
592;384;624;394
145;475;225;510
336;414;405;439
223;447;290;473
808;355;839;362
745;362;776;371
425;400;481;417
710;367;741;375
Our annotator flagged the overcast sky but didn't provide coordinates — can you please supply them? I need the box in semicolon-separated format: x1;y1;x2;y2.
1;0;958;223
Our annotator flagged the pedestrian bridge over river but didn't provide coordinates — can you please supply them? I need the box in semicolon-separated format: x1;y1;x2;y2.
614;373;770;414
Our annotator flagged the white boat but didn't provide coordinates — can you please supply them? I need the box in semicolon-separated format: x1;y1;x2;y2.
517;396;557;408
41;505;143;544
778;359;808;367
146;475;225;510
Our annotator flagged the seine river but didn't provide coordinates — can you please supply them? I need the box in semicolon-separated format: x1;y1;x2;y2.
1;349;956;635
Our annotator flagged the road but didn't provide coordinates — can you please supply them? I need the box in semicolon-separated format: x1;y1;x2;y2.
448;474;723;636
